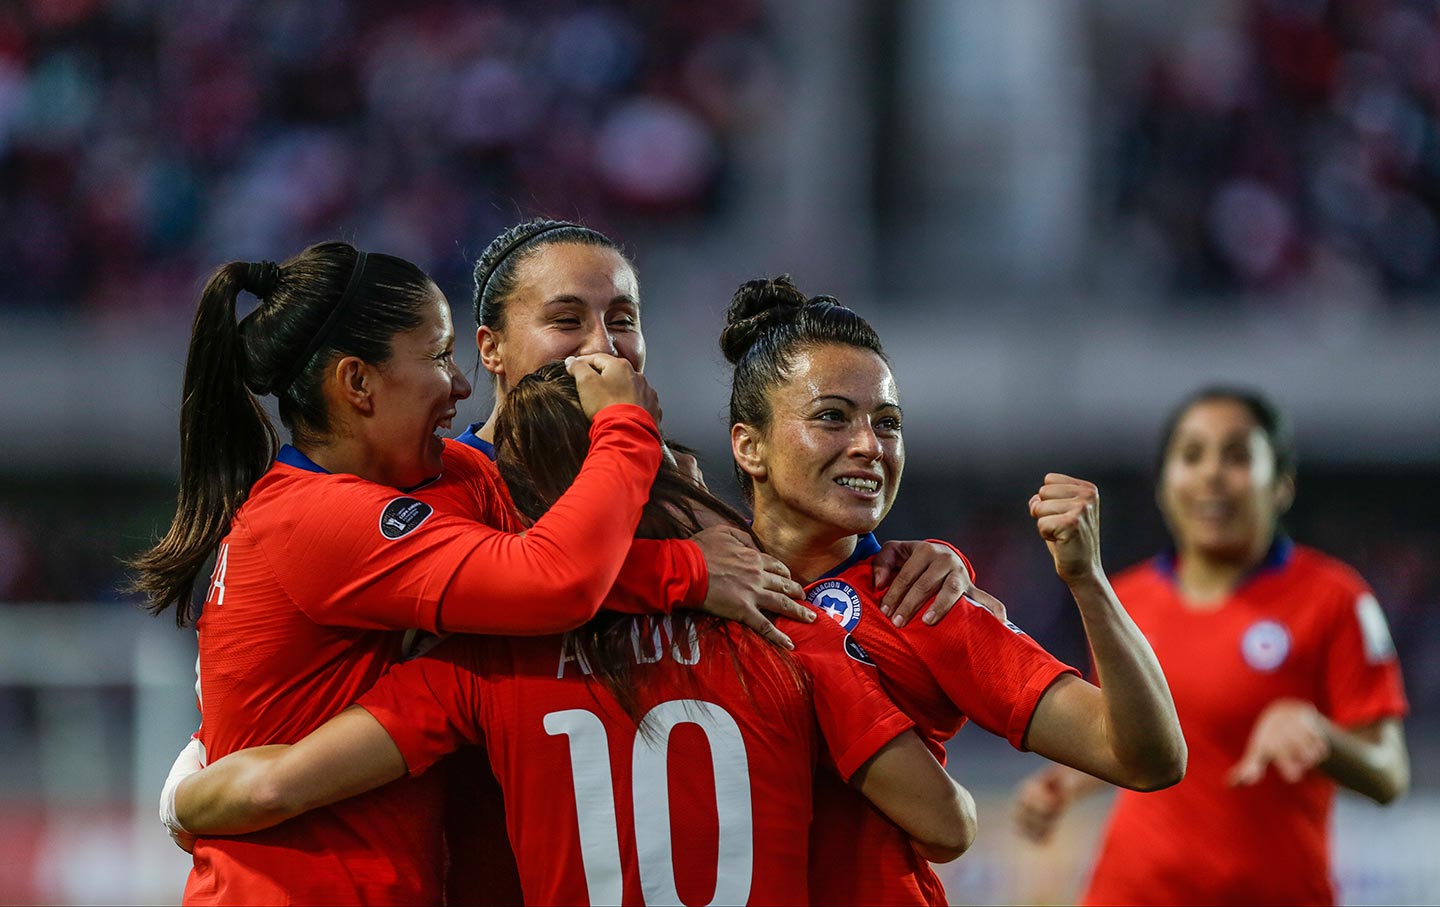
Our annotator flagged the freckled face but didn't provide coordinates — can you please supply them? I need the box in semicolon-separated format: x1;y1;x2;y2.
743;343;904;539
481;243;644;392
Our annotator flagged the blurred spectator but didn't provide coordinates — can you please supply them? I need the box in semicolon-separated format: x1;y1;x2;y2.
1109;0;1440;300
0;0;774;313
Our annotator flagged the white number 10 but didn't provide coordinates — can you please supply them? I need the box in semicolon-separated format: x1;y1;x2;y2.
544;700;754;905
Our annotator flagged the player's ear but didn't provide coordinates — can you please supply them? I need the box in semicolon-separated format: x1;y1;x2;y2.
477;326;503;379
1273;471;1296;516
731;422;767;482
332;355;375;415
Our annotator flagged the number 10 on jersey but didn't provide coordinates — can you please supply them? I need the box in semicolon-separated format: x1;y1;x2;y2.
545;700;754;905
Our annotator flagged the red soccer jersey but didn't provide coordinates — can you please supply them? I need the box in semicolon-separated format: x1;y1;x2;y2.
358;611;915;906
805;537;1080;906
1082;542;1409;907
185;406;675;905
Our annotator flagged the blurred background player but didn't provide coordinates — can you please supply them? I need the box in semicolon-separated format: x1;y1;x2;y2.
1012;387;1410;906
167;360;979;906
717;276;1186;905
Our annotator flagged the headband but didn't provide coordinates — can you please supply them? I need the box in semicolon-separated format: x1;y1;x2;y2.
273;250;369;396
478;222;578;303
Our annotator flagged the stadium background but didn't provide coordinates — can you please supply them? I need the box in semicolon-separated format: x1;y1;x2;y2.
0;0;1436;903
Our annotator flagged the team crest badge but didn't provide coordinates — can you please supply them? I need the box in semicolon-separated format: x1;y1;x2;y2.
1241;619;1291;672
808;579;863;632
379;497;434;540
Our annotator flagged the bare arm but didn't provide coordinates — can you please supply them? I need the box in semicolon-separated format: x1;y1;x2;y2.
1020;475;1186;792
1012;763;1109;843
174;707;406;835
849;731;977;863
1228;704;1409;804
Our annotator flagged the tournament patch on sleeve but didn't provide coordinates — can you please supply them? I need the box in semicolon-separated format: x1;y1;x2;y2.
844;633;876;666
1355;592;1397;664
379;496;435;540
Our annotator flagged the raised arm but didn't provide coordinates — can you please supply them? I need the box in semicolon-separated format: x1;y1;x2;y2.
1020;475;1187;792
849;732;978;862
174;707;405;836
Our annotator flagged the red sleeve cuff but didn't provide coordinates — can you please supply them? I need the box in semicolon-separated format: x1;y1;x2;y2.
832;712;915;782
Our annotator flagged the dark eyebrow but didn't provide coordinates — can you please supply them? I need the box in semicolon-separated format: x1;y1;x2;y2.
810;394;902;414
541;295;640;309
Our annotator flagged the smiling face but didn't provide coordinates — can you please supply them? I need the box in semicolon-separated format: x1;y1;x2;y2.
734;342;904;544
365;286;472;487
1158;397;1294;565
478;242;645;394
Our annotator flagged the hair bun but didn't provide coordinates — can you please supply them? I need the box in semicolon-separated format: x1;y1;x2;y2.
719;275;808;364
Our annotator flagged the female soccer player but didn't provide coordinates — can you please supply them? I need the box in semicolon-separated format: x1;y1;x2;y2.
138;242;810;905
461;217;980;630
717;277;1188;905
1011;387;1410;906
170;361;980;906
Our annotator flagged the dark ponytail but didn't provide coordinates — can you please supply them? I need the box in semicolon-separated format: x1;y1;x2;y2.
130;242;437;624
128;263;280;624
721;275;886;500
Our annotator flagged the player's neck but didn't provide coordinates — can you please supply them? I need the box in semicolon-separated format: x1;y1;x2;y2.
474;390;505;443
1173;542;1267;609
751;511;856;585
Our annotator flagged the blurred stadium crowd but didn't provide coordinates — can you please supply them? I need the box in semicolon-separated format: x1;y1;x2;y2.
0;0;773;313
1110;0;1440;298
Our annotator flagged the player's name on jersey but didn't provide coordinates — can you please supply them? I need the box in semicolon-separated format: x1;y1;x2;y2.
557;615;701;678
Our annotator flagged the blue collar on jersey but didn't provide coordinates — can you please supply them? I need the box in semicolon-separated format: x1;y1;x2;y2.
455;421;497;461
819;532;882;579
1155;533;1293;581
277;444;327;473
275;443;440;492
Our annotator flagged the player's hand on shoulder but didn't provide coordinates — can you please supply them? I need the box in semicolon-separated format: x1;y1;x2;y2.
1029;473;1104;585
691;524;811;650
567;353;661;424
1227;697;1331;786
872;539;982;628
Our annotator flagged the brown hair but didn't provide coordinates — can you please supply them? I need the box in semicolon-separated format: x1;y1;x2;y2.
495;361;801;725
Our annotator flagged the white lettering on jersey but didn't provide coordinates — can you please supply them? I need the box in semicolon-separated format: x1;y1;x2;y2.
206;543;229;607
557;616;704;678
558;635;596;678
